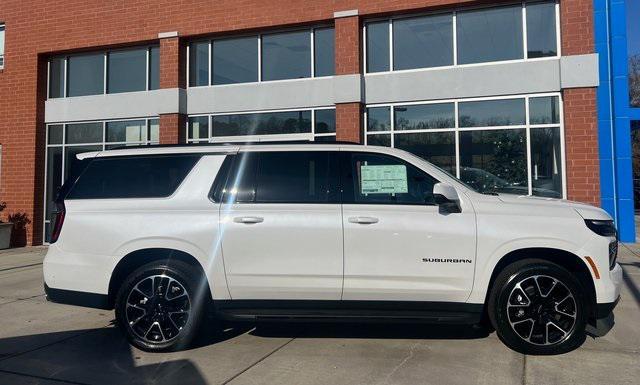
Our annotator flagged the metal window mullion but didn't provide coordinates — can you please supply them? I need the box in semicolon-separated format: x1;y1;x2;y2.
63;57;68;97
388;20;393;71
258;35;262;82
452;12;458;65
525;95;533;196
311;108;316;136
145;47;150;91
555;0;561;57
454;101;460;178
363;24;368;74
390;106;395;147
310;29;315;78
42;126;50;243
103;53;108;94
558;92;567;199
208;114;213;141
46;60;51;100
186;44;190;88
208;40;212;86
102;121;107;150
522;1;528;59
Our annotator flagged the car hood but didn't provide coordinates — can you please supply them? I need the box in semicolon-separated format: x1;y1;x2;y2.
495;194;613;221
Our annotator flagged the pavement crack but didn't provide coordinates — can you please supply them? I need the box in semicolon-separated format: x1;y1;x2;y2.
0;262;43;273
379;342;419;384
0;369;91;385
222;337;296;384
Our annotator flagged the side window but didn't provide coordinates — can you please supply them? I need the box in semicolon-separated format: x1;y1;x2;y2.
342;152;438;205
223;151;337;204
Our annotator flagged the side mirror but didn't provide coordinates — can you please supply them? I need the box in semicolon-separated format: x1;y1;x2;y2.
433;183;461;213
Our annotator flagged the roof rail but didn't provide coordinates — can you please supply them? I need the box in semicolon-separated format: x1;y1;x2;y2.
106;140;363;151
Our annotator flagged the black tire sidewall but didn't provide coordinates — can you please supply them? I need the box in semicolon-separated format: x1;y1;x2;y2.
490;261;588;355
115;260;206;352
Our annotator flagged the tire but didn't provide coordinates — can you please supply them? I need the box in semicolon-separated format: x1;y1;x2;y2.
488;259;588;355
115;260;208;352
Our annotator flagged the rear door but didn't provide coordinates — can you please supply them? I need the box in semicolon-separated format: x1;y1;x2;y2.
219;150;343;300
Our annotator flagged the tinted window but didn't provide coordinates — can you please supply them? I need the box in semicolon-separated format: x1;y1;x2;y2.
262;31;311;81
531;127;562;198
48;124;64;144
529;96;560;124
456;5;523;64
342;152;438;205
107;48;147;94
67;53;105;97
458;99;526;127
65;122;103;144
367;106;391;132
394;103;455;130
393;14;453;70
212;36;258;85
67;155;200;199
314;28;335;77
189;41;209;87
526;1;557;58
149;46;160;90
49;57;66;98
366;134;391;147
213;111;311;137
188;116;209;141
395;132;456;175
106;120;147;142
314;109;336;134
366;21;390;72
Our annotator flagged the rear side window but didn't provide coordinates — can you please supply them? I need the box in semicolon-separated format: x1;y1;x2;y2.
66;155;200;199
224;151;338;203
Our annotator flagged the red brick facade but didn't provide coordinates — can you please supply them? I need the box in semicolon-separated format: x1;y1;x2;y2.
0;0;599;245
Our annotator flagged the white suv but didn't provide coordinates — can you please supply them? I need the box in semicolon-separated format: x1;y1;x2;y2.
43;143;622;354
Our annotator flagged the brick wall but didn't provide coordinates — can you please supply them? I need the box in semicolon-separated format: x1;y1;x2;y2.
0;0;599;245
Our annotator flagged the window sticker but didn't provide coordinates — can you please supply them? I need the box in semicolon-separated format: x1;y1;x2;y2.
360;164;408;194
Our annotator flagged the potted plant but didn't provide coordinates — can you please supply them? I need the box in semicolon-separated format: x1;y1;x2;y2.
0;202;12;250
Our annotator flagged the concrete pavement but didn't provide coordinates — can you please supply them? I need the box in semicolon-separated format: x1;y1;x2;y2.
0;245;638;385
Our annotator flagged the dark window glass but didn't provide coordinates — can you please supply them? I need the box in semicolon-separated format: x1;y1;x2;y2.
394;103;455;130
49;57;66;98
459;129;527;194
212;36;258;85
252;152;335;203
366;134;391;147
395;132;456;175
531;127;562;198
45;147;63;225
529;96;560;124
67;53;104;97
342;152;438;205
0;24;4;67
67;155;200;199
106;120;147;142
65;122;103;144
262;30;311;81
366;21;390;72
315;109;336;134
188;116;209;141
64;145;101;180
48;124;63;144
457;5;523;64
526;1;557;58
315;135;336;142
224;152;258;203
314;28;335;76
149;119;159;142
189;41;209;87
393;14;453;70
367;107;391;132
149;46;160;90
459;99;526;127
213;111;311;137
107;48;146;94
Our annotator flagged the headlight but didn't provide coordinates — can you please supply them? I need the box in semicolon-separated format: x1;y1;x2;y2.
584;219;617;237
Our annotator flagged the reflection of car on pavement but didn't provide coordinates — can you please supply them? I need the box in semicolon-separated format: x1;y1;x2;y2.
460;167;561;198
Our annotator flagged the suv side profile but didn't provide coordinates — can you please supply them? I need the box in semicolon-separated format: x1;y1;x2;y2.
43;143;622;355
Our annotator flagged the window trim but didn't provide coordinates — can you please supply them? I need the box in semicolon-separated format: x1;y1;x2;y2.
0;23;5;69
47;44;160;100
362;0;560;75
186;24;334;89
364;92;566;199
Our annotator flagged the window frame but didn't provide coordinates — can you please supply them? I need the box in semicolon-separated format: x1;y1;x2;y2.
0;23;5;69
186;24;335;88
47;45;160;99
364;92;566;199
363;0;560;75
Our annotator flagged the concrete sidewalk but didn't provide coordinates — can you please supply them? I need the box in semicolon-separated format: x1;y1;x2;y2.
0;246;638;385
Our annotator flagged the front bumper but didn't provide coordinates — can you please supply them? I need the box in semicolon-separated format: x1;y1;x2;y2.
587;295;620;337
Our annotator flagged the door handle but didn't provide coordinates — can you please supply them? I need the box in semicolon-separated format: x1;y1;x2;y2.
234;216;264;224
348;216;379;224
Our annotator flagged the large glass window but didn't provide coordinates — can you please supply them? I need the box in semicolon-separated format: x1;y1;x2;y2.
49;57;66;99
526;1;557;58
262;30;311;81
314;28;335;77
212;36;258;85
314;109;336;134
366;21;390;73
187;116;209;142
393;14;453;70
457;5;523;64
107;48;147;94
148;46;160;90
44;118;160;242
365;94;565;197
67;53;105;97
189;41;210;87
0;24;4;68
213;110;312;137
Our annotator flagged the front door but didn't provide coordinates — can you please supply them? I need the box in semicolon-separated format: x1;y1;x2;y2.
220;150;343;300
340;151;477;302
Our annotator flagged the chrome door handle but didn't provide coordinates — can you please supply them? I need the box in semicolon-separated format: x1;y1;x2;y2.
348;216;379;224
234;216;264;224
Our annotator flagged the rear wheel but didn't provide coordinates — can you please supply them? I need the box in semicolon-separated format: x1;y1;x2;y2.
115;260;207;352
488;259;588;355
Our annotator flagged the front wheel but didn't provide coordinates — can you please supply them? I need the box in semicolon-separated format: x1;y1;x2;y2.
115;260;206;352
488;259;588;355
